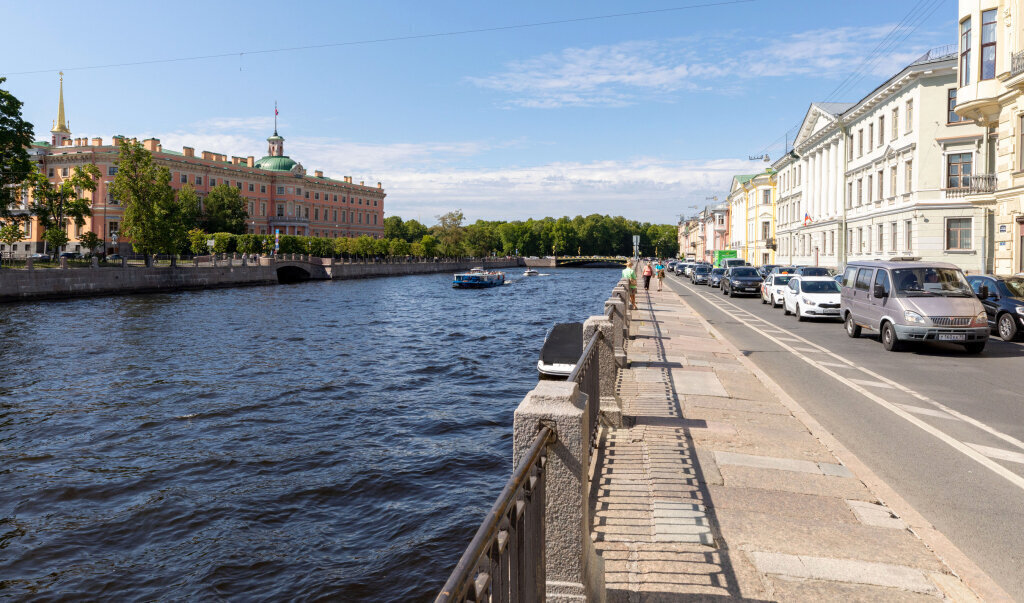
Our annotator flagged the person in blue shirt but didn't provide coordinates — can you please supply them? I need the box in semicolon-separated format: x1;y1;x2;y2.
654;259;666;291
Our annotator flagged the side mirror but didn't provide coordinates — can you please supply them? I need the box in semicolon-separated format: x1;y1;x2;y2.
873;284;888;298
977;285;989;299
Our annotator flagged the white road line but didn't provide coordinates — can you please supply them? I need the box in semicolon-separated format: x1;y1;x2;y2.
895;404;960;421
849;378;895;389
816;360;854;369
673;278;1024;493
967;443;1024;465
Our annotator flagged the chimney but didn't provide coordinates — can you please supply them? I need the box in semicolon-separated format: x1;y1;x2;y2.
314;170;323;178
112;136;124;146
345;176;351;183
377;182;382;189
143;138;160;152
202;151;214;161
92;137;102;146
183;146;194;158
246;156;255;167
360;181;364;186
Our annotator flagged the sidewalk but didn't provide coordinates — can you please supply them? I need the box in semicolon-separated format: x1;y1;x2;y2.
589;285;993;601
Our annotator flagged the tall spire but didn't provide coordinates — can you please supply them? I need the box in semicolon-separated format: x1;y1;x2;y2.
274;101;278;136
52;72;70;134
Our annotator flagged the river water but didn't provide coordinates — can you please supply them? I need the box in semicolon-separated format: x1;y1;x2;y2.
0;266;620;601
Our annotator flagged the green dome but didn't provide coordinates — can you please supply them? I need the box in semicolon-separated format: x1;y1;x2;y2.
255;155;297;171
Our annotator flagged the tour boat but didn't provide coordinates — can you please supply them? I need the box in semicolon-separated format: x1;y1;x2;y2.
523;268;539;276
537;322;583;378
452;267;506;289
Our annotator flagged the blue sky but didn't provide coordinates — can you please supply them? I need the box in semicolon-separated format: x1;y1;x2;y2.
1;0;956;223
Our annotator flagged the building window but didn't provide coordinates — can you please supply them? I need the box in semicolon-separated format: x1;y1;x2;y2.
857;179;863;205
905;160;913;192
858;129;863;156
878;224;885;251
304;207;309;218
948;89;962;123
946;153;972;189
960;17;972;85
260;202;266;217
358;213;362;224
1019;115;1024;171
868;124;874;151
761;221;770;240
249;183;255;192
891;222;898;251
237;182;242;190
195;176;203;185
277;186;285;195
296;188;302;196
304;191;310;199
108;166;118;176
333;210;337;221
61;167;69;177
314;192;320;200
865;226;871;253
867;175;873;203
905;220;913;251
48;167;54;177
277;204;284;217
906;100;913;132
374;214;378;225
982;10;996;80
762;189;770;205
878;116;884;145
314;208;319;220
877;170;883;199
261;185;267;193
847;182;853;208
890;166;897;196
946;217;972;250
892;107;899;139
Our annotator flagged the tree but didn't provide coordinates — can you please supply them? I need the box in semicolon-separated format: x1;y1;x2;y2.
112;141;195;261
27;164;100;256
418;234;439;257
188;228;210;255
0;222;26;260
0;78;33;221
383;215;405;240
388;238;411;257
79;231;101;256
403;219;428;242
202;183;247;234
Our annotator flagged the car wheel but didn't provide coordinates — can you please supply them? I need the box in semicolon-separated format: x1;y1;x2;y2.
783;301;790;315
964;341;986;354
845;314;861;338
761;292;767;304
881;321;902;351
796;304;806;321
997;313;1018;341
722;286;727;296
728;287;735;298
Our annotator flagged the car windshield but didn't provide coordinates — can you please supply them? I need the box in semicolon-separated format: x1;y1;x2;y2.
892;268;972;297
711;268;725;275
1003;277;1024;298
731;268;759;277
801;280;840;293
773;275;792;285
800;267;831;276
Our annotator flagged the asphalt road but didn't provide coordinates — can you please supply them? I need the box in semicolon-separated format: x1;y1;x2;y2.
661;272;1024;599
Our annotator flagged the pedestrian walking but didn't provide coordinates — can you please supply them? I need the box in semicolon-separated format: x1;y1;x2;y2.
642;263;653;291
655;259;665;291
622;260;638;309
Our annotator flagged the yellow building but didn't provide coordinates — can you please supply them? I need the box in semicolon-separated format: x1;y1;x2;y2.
726;170;777;267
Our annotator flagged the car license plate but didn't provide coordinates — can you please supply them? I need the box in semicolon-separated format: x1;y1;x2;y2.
937;333;966;341
823;309;839;314
744;287;757;291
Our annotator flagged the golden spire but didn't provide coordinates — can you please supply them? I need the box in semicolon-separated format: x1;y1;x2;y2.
52;72;70;134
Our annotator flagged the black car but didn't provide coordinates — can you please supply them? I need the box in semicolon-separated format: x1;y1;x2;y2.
794;266;833;277
708;268;726;287
721;267;763;297
967;275;1024;341
757;264;783;279
691;264;711;284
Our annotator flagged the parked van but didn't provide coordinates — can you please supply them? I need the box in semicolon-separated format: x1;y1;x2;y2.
839;259;988;353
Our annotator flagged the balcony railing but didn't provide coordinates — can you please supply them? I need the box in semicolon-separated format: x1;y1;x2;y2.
945;173;997;197
1012;50;1024;78
765;237;777;250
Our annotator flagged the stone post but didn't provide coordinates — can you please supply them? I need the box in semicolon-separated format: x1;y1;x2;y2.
604;299;628;368
91;256;99;269
514;381;605;603
60;257;68;269
583;315;621;427
26;257;33;271
193;257;199;268
120;257;127;268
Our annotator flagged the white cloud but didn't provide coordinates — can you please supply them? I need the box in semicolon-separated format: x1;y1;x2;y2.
140;126;758;223
469;26;944;108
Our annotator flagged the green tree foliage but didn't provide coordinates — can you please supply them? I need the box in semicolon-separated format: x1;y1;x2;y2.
382;215;405;240
418;234;439;257
112;141;194;258
211;232;235;254
26;164;100;255
188;228;210;255
403;219;428;242
0;78;34;221
0;222;26;259
202;183;248;234
78;231;101;256
308;236;334;257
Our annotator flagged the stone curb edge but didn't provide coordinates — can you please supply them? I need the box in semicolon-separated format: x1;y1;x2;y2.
659;287;1013;602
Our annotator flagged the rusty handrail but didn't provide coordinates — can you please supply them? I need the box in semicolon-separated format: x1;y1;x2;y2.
436;425;555;602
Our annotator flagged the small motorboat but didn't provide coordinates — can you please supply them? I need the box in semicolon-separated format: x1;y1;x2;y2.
537;322;583;378
453;267;506;289
523;268;539;276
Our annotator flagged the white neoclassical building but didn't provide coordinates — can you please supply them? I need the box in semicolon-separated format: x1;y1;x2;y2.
775;47;993;273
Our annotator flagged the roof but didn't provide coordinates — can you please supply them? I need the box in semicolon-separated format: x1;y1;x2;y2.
161;149;184;156
911;44;956;66
32;141;52;147
254;155;297;171
813;102;855;116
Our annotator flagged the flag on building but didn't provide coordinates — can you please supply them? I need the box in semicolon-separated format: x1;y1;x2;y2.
803;212;812;226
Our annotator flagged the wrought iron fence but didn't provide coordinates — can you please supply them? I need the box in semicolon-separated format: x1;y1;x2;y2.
568;332;601;452
436;425;553;603
1013;50;1024;78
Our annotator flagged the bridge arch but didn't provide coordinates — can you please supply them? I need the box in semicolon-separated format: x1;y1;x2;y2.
276;264;311;284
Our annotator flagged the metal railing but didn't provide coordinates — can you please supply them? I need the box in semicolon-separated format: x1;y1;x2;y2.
946;173;997;197
436;425;554;603
1012;50;1024;78
568;331;601;452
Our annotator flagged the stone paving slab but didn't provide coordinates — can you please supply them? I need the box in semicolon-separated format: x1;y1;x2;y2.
590;286;983;601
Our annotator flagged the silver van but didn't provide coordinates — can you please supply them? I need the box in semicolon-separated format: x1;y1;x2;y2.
839;260;988;353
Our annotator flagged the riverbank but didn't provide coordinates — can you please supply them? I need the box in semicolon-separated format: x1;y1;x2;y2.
0;257;522;303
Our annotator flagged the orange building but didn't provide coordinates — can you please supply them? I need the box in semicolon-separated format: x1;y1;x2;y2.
4;77;386;257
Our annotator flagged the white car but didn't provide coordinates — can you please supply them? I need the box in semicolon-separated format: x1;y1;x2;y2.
782;276;842;321
761;274;794;307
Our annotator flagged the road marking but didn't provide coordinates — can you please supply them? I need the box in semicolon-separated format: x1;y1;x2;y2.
672;277;1024;493
816;360;853;368
895;404;960;421
966;443;1024;465
849;378;895;389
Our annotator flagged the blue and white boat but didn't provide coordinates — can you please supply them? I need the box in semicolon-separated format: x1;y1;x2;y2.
452;267;506;289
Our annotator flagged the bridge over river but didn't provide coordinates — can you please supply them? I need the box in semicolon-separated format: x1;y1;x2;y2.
524;255;628;268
